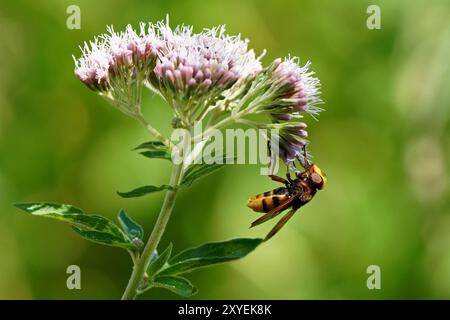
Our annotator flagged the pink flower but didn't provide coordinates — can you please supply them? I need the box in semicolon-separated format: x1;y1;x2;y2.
148;23;264;124
73;24;160;93
268;57;322;121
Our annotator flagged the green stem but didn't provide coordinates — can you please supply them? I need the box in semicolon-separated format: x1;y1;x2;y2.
191;94;264;144
134;112;174;149
192;113;243;144
121;159;184;300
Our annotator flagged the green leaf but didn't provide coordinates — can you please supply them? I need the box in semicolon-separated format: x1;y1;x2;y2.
117;185;172;198
134;141;166;150
158;238;263;276
72;227;132;248
118;209;144;240
14;202;83;215
15;202;134;249
149;250;159;265
153;275;198;297
181;155;235;187
134;140;171;161
147;243;172;276
140;150;171;160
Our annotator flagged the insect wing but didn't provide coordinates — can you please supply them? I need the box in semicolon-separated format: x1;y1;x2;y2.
250;195;297;228
265;209;297;240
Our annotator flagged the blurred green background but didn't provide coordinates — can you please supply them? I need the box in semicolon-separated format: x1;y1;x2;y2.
0;0;449;299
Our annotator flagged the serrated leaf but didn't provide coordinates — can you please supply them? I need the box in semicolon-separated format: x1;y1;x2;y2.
158;238;263;276
153;275;197;297
118;209;144;240
117;185;172;198
181;155;235;187
147;243;172;276
15;202;134;250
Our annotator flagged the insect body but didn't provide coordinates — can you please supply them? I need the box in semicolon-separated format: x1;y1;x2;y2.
247;187;290;213
247;164;327;240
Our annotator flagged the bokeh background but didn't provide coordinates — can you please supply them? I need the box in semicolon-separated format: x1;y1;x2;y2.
0;0;449;299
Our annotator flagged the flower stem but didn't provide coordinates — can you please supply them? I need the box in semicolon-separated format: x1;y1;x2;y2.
121;159;184;300
192;112;245;144
134;112;174;149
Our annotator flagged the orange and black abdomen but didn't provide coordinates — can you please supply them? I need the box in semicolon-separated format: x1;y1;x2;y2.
247;187;290;213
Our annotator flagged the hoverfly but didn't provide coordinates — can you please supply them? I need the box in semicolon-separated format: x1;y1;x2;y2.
247;149;327;240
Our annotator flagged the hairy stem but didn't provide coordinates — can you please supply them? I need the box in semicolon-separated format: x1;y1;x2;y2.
121;159;184;300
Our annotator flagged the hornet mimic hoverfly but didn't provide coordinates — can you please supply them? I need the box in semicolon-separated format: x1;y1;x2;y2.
247;148;327;240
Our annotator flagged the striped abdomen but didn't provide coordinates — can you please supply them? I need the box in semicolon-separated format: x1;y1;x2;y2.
247;187;290;213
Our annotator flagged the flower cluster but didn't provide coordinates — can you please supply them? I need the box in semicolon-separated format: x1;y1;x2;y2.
277;122;309;168
74;23;160;113
74;40;111;92
266;57;322;121
73;18;323;170
148;24;263;126
227;57;322;170
265;58;322;169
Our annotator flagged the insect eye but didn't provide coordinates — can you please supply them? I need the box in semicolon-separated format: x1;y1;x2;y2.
311;172;322;184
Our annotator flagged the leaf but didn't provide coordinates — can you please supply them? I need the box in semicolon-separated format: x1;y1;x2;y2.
140;150;172;160
134;140;171;161
181;155;235;187
158;238;263;276
14;202;83;215
117;185;172;198
118;209;144;240
147;243;172;276
153;275;198;297
134;141;166;150
72;227;132;248
149;250;159;265
15;202;134;249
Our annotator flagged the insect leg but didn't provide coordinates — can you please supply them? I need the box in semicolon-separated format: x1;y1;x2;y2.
269;175;288;185
286;172;293;182
264;209;297;241
300;144;310;169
